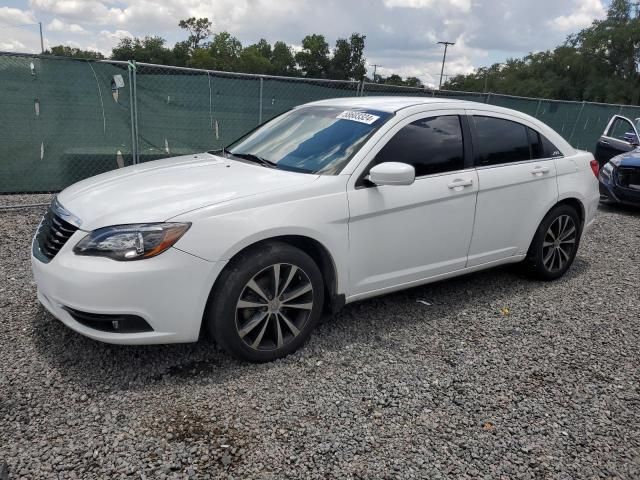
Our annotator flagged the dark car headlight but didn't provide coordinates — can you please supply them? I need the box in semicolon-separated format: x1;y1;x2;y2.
74;223;190;261
601;162;614;177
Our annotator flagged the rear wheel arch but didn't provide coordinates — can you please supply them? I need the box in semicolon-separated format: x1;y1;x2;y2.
555;197;585;229
528;198;585;250
522;200;583;280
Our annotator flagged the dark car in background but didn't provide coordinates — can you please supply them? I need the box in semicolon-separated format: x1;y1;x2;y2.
595;115;640;207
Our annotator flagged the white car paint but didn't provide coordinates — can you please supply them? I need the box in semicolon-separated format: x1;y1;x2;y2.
31;97;600;344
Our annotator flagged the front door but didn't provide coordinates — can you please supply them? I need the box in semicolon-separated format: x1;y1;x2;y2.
347;113;478;298
595;115;639;167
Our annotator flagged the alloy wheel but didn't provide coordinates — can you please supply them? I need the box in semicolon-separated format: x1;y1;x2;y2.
235;263;314;351
542;214;577;273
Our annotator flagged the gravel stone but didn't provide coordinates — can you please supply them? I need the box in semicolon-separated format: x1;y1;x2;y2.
1;196;639;479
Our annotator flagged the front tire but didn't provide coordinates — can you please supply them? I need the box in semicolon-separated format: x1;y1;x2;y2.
524;205;581;281
206;242;324;362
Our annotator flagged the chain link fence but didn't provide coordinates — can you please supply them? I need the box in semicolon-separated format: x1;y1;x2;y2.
3;52;640;202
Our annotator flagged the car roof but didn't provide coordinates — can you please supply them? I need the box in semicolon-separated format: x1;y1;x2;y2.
303;96;478;113
303;95;576;156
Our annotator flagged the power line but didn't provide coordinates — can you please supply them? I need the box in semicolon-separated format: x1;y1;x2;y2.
0;21;40;28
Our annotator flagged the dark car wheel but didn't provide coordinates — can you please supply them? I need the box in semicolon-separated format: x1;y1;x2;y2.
206;242;324;362
523;204;581;281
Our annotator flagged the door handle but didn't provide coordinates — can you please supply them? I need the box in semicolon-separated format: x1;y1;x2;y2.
599;140;610;146
530;165;550;176
447;178;473;189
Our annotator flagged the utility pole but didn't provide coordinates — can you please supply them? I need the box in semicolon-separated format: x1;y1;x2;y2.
371;64;382;83
437;41;455;89
39;21;44;53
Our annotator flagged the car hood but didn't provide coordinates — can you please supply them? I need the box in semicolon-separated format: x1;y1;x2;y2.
57;153;319;230
615;150;640;168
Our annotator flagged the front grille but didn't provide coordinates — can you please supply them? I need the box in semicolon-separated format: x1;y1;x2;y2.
617;167;640;190
35;205;79;262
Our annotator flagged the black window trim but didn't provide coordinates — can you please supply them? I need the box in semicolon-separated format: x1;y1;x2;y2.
355;113;474;188
467;113;563;169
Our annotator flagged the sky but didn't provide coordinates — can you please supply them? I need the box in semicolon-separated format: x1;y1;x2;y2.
0;0;608;86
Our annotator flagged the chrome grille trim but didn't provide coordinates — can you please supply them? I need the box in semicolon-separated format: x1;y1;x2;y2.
33;200;80;263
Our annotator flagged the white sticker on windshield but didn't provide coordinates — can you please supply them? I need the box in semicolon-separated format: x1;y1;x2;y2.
336;111;380;124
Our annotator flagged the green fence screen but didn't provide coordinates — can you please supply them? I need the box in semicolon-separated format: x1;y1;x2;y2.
2;52;640;193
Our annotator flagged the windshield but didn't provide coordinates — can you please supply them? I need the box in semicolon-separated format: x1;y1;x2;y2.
225;106;392;174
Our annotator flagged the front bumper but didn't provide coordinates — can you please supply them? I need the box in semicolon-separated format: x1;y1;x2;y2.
31;231;225;344
599;178;640;207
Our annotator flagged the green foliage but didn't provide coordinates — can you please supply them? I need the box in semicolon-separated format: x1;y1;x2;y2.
45;45;104;60
111;36;176;64
178;17;213;51
295;34;330;77
271;41;297;76
108;17;419;84
328;33;367;80
445;0;640;104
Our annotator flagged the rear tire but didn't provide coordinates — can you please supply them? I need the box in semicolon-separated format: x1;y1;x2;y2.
206;242;324;362
523;204;581;281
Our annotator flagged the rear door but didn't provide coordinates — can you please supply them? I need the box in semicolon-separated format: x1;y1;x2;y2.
466;112;560;267
595;115;639;167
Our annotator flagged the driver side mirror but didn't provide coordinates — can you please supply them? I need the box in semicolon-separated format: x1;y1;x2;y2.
368;162;415;186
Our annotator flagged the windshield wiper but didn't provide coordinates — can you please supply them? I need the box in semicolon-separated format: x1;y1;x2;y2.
229;152;278;169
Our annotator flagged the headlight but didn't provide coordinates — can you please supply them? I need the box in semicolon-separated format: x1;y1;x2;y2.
74;223;190;261
601;162;614;176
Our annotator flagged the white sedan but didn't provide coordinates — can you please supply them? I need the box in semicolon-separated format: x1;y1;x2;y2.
31;97;600;362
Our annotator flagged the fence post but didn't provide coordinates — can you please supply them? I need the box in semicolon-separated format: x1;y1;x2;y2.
486;92;492;104
534;99;542;118
127;60;139;165
360;80;365;97
207;72;214;134
259;77;263;125
568;101;585;147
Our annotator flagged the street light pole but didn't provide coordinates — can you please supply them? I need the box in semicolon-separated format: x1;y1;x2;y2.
437;41;455;89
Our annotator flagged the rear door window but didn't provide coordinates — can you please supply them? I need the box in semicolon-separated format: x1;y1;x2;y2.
528;128;563;159
472;116;531;166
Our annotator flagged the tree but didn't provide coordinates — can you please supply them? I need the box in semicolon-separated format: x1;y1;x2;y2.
445;0;640;104
45;45;104;59
111;36;175;64
271;41;297;76
404;76;423;88
172;40;191;67
295;34;330;77
329;38;351;79
328;33;366;80
348;33;366;80
178;17;213;51
252;39;272;59
384;74;404;86
188;32;243;70
239;44;274;74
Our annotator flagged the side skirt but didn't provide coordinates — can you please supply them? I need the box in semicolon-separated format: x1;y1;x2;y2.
344;255;527;304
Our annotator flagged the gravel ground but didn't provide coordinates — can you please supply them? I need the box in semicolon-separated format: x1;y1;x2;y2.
1;195;639;479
